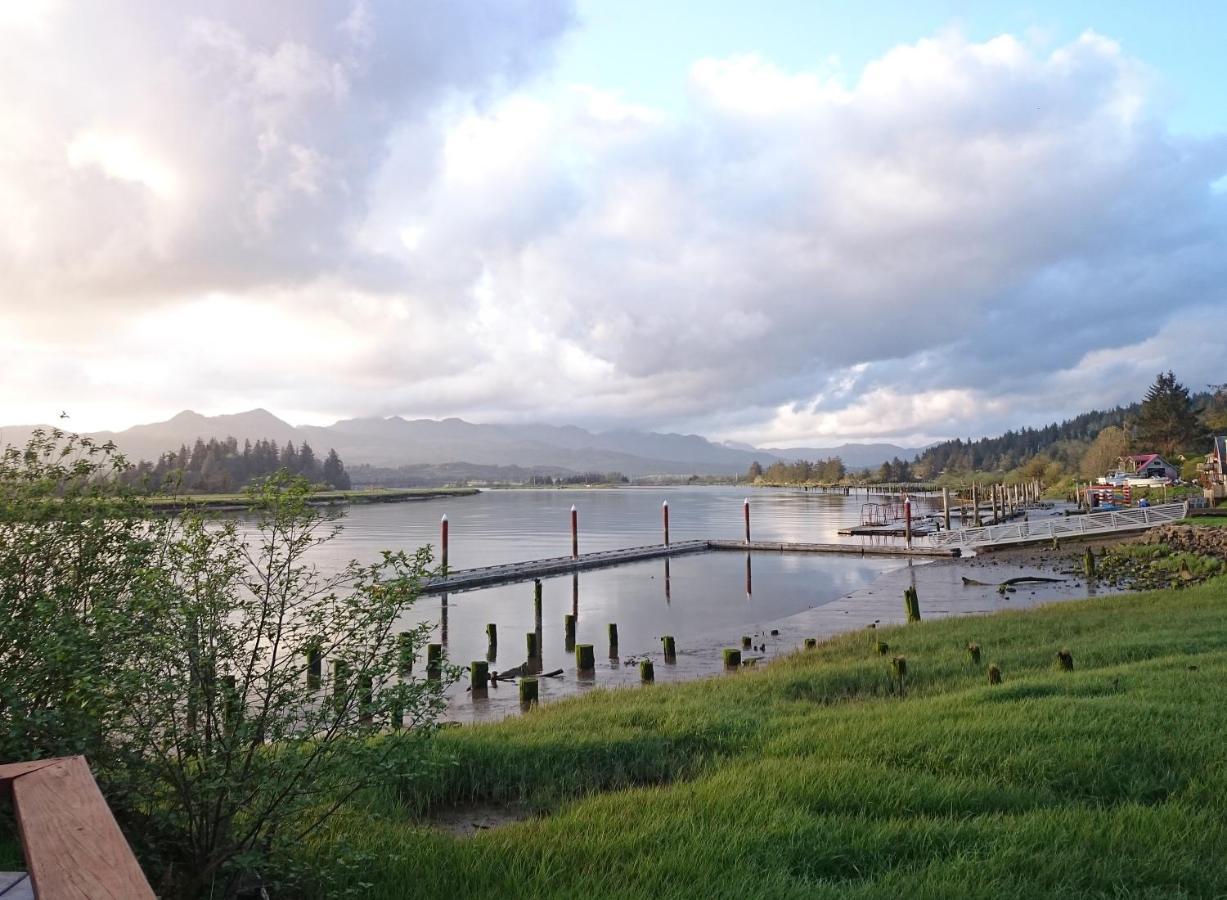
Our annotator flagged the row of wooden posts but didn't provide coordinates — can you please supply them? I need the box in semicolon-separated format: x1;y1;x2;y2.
438;498;759;571
939;478;1044;531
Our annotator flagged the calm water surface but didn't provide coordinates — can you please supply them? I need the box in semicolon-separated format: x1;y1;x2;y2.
306;486;948;719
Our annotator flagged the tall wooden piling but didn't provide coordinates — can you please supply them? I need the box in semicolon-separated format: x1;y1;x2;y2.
972;483;981;527
942;487;951;530
991;485;999;522
570;505;579;559
662;500;670;546
743;498;751;543
440;514;449;576
904;496;912;548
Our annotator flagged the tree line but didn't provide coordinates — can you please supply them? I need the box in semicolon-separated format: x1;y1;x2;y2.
121;436;352;493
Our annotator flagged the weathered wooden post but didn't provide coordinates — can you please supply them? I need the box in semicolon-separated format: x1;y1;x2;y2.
743;497;751;543
575;643;595;673
397;632;413;676
741;635;752;649
525;632;539;661
967;643;981;665
891;656;907;695
332;660;349;708
904;495;912;548
440;514;449;576
723;648;741;669
661;634;677;662
942;487;951;530
640;659;655;683
306;644;323;690
991;485;999;523
607;623;619;656
804;638;817;649
988;664;1002;685
662;500;670;546
875;640;889;655
471;661;490;694
486;623;498;661
972;482;981;526
564;613;576;652
1084;547;1096;579
1056;649;1074;671
426;643;442;680
904;586;921;623
571;504;579;559
519;677;538;707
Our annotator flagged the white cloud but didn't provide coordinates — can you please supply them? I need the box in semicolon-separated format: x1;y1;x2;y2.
2;16;1225;444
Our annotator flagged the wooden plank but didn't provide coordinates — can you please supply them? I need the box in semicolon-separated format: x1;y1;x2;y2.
0;760;60;785
10;757;154;900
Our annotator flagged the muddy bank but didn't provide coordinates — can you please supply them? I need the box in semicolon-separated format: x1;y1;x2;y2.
443;544;1120;724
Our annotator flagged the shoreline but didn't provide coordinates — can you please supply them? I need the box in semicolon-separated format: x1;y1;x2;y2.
140;486;479;513
442;541;1119;724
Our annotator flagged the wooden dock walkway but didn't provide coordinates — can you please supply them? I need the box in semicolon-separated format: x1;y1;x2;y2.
422;539;952;594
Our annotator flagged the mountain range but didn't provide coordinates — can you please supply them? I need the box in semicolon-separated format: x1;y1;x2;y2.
0;410;926;478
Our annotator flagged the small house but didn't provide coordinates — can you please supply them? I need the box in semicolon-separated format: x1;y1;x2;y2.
1118;453;1179;481
1200;437;1227;501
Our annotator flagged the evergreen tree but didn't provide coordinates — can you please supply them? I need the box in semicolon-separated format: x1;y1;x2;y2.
322;449;351;490
1135;371;1204;457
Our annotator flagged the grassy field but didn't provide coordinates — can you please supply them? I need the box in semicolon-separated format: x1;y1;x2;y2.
1186;515;1227;528
306;578;1227;899
138;486;477;511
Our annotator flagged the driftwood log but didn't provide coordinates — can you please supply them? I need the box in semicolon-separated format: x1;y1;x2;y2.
961;576;1064;587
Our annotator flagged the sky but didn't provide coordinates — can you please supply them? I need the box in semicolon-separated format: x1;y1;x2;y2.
2;1;1225;447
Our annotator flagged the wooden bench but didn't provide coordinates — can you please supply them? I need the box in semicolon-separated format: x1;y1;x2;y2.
0;757;153;899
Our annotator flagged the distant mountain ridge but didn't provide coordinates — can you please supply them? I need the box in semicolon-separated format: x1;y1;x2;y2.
0;409;927;478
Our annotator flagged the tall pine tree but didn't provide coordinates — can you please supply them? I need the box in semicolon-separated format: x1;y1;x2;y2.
1135;371;1204;457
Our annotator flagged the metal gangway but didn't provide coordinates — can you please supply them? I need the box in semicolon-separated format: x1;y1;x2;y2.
928;501;1189;555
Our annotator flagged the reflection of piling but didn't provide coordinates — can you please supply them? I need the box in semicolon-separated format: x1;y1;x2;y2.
525;632;539;662
661;635;677;663
608;623;619;657
485;623;498;662
572;572;579;618
745;553;753;598
426;644;442;680
663;500;670;546
533;579;543;660
440;593;449;647
564;614;576;652
664;558;671;602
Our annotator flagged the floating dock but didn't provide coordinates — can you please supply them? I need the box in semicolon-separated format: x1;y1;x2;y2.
423;539;953;594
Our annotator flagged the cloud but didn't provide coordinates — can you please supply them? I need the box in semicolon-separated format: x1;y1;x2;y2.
3;18;1225;441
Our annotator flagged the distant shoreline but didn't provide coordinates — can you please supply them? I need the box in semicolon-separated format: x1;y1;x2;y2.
140;486;479;513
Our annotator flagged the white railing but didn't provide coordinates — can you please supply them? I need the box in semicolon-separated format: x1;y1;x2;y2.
929;502;1188;550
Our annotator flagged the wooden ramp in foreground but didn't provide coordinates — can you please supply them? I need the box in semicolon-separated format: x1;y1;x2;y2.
423;539;952;594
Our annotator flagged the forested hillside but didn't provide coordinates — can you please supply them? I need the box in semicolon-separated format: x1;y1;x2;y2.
120;437;351;493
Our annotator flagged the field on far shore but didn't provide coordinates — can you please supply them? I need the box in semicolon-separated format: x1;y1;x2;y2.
306;575;1227;899
138;486;478;511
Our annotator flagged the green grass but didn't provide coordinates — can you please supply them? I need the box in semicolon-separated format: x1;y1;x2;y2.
1184;515;1227;528
305;581;1227;897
